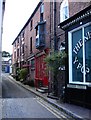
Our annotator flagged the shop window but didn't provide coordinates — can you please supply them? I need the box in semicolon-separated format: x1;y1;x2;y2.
60;0;69;22
68;23;91;85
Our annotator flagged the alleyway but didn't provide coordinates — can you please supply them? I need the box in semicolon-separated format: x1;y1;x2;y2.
1;73;70;119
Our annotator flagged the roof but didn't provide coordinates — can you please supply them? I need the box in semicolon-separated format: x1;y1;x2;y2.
58;4;91;30
12;2;42;45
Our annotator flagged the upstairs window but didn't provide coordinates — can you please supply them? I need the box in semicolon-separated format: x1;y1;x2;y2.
22;31;25;39
17;37;19;44
30;37;32;53
40;3;44;21
22;44;24;54
14;42;16;47
30;19;33;30
36;26;39;36
60;0;69;22
17;48;19;57
35;22;46;48
40;3;44;14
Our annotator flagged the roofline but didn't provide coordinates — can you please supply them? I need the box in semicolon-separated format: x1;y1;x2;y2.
58;4;91;30
12;2;42;45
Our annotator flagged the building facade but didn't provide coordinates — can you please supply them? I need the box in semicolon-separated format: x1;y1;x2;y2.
12;0;91;108
59;3;91;108
12;1;51;88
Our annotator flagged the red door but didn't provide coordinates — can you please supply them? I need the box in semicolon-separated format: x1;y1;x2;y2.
35;54;48;88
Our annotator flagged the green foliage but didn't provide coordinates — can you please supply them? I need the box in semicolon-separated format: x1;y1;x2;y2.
19;68;28;80
44;51;67;77
2;51;11;57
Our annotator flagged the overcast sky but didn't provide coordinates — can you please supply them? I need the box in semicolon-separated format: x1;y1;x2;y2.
2;0;40;54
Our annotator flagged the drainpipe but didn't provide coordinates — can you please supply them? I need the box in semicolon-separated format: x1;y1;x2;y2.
54;0;56;51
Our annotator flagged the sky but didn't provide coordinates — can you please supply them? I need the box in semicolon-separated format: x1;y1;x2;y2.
2;0;40;54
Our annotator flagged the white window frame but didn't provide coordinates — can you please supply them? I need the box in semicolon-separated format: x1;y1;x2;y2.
68;22;91;85
60;0;69;22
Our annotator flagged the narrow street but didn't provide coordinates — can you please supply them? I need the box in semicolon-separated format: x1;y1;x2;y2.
1;73;70;119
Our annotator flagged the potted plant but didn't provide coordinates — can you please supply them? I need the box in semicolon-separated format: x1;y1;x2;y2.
45;51;67;97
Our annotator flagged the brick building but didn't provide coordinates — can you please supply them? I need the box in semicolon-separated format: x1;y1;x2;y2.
12;1;50;88
12;0;91;106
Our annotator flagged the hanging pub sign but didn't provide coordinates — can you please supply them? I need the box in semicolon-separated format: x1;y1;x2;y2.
68;23;91;84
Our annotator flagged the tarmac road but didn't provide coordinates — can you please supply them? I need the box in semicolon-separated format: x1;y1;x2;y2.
2;73;61;119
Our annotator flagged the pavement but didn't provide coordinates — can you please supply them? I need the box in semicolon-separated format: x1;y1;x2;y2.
8;75;91;120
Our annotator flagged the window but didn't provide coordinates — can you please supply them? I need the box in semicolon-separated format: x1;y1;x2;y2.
60;0;69;22
30;37;32;53
17;37;19;44
40;13;43;21
40;3;44;13
68;23;91;85
40;4;44;21
22;31;25;39
14;42;16;47
14;51;16;59
36;26;39;36
30;20;33;30
35;22;46;48
31;59;35;69
17;49;19;57
22;44;24;54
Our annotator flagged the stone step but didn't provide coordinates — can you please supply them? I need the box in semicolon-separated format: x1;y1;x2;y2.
36;88;45;93
40;87;48;90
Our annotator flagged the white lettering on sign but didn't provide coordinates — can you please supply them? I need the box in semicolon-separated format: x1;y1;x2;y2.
73;56;90;74
73;39;83;55
72;31;91;75
87;31;91;39
73;31;91;55
77;63;82;69
73;57;78;64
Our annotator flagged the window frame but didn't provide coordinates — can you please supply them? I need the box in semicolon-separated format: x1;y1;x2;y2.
68;22;91;85
60;0;69;22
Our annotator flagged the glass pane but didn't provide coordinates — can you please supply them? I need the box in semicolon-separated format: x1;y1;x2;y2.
40;4;44;13
84;25;91;82
64;6;68;19
31;59;35;68
72;29;83;82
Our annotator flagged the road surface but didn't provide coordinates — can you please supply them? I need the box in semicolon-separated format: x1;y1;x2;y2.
1;73;71;119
